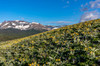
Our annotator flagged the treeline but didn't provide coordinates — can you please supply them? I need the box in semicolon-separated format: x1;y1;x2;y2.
0;28;47;41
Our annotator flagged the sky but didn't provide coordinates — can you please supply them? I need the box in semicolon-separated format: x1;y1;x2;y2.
0;0;100;26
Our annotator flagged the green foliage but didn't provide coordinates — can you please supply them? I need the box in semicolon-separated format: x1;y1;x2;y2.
0;19;100;66
0;28;46;41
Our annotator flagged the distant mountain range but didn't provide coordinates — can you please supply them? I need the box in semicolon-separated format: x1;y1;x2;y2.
0;20;49;30
0;20;67;30
0;20;67;41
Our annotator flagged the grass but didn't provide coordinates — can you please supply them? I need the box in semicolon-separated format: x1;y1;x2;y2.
0;19;100;66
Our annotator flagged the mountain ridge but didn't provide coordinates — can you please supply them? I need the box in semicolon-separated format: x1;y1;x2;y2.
0;20;65;30
0;20;50;30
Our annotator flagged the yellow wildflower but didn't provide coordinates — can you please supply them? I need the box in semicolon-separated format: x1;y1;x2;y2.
23;58;25;61
43;64;45;66
89;47;92;49
32;46;34;48
85;48;88;51
22;45;24;47
34;65;36;66
94;29;96;31
55;40;59;43
29;64;31;66
76;33;79;35
34;62;36;64
58;59;61;61
37;64;40;66
31;41;34;43
86;28;89;31
56;59;61;61
90;51;93;54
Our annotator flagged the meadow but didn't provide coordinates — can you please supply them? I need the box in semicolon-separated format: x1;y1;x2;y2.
0;19;100;66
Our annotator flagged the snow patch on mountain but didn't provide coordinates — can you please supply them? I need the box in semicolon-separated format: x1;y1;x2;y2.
2;23;9;26
14;25;30;30
7;26;12;28
32;22;39;24
12;23;16;26
0;20;64;30
15;20;20;22
19;22;28;24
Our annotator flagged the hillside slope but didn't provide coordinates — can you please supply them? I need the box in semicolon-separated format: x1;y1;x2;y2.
0;28;47;41
0;19;100;66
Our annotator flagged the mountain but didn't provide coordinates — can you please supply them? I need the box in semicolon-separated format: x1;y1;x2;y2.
0;19;100;66
0;20;48;41
0;20;50;30
0;20;67;30
0;20;66;41
45;25;67;30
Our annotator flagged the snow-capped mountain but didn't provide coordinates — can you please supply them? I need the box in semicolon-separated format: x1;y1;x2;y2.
0;20;50;30
45;25;67;30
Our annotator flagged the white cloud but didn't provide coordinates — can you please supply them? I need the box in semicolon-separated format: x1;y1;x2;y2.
80;11;99;22
89;0;100;8
49;21;72;24
81;0;100;11
80;0;100;22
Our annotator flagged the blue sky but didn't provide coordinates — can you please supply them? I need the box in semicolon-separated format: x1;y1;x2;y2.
0;0;100;26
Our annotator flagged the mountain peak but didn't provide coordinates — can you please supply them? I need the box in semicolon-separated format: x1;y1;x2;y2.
0;20;64;30
32;22;39;24
0;20;49;30
15;20;20;22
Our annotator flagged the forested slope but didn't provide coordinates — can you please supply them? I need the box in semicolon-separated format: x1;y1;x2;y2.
0;29;46;41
